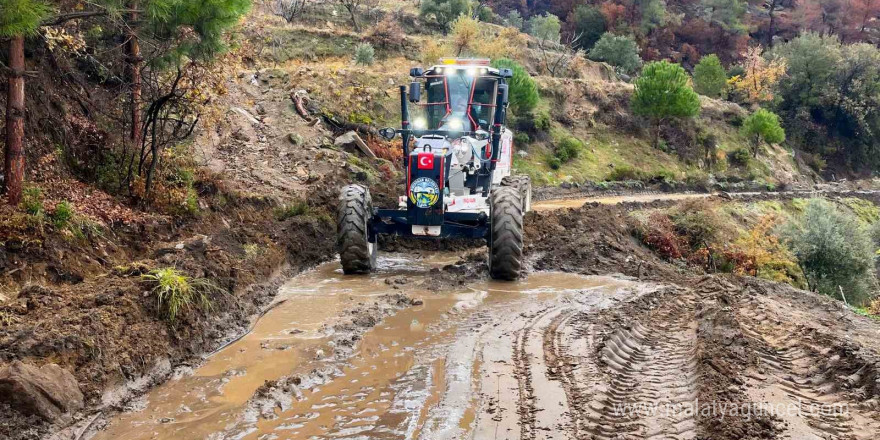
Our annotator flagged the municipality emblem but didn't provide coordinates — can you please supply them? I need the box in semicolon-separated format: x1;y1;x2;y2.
409;177;440;208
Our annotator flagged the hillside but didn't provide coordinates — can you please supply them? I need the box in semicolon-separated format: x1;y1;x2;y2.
204;2;816;198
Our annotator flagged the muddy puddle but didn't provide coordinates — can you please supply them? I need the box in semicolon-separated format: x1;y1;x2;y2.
90;254;646;440
532;192;712;211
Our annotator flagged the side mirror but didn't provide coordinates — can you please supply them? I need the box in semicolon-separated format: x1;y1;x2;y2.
379;127;397;141
409;67;424;77
499;68;513;79
409;82;421;103
474;130;490;141
498;84;509;106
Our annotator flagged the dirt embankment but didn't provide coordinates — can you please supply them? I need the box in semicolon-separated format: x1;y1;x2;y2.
525;201;677;280
0;189;337;439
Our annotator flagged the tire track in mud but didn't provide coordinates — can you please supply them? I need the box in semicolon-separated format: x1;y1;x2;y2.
542;310;582;437
511;307;556;440
739;302;880;440
548;292;699;440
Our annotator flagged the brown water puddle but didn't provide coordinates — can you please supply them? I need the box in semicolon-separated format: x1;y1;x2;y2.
92;254;639;440
532;192;713;211
90;253;459;440
234;274;635;440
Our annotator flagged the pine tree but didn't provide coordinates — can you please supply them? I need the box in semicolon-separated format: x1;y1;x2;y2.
631;61;701;148
693;54;727;98
93;0;250;195
0;0;51;205
742;108;785;157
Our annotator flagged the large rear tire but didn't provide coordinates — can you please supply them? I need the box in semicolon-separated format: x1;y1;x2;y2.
489;186;524;281
501;175;532;213
338;184;377;274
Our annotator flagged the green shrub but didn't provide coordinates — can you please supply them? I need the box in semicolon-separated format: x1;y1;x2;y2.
20;186;43;216
491;59;538;115
693;54;727;98
781;199;877;305
354;43;375;66
589;33;642;75
651;169;677;183
802;152;827;172
52;201;74;229
727;64;745;79
555;137;583;163
547;156;562;170
728;148;751;167
608;165;644;181
534;109;552;131
872;219;880;246
513;132;531;147
475;3;499;23
669;200;722;249
142;268;223;323
275;199;310;220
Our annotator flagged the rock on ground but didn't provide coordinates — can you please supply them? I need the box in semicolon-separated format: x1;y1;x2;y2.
0;361;84;421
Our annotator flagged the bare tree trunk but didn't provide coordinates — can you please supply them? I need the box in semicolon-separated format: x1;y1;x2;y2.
4;36;26;205
653;119;663;149
346;6;360;32
128;5;143;155
766;0;778;47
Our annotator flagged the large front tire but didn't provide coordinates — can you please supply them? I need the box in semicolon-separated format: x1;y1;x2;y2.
501;175;532;213
489;186;524;281
338;185;377;274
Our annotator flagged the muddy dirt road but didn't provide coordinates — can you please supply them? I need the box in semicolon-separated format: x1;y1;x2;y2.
84;257;880;440
80;195;880;440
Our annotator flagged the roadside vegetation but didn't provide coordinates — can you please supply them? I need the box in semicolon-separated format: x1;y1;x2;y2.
631;196;880;314
142;268;225;323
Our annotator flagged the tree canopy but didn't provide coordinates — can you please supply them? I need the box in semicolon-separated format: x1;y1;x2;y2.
692;54;727;98
492;58;539;115
0;0;51;37
632;61;701;147
527;13;561;44
742;108;785;156
772;33;880;170
569;5;605;50
420;0;470;32
589;33;642;75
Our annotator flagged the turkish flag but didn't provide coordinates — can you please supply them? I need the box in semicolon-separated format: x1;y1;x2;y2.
417;153;435;170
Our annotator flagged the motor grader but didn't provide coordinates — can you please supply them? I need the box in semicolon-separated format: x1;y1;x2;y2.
337;59;531;280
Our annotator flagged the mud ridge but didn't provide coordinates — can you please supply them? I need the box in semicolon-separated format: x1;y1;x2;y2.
735;283;880;439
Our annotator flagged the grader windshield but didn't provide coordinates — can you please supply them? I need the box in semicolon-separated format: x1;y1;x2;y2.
420;63;498;133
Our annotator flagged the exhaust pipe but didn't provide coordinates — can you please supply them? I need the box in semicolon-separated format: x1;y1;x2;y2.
400;85;410;167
